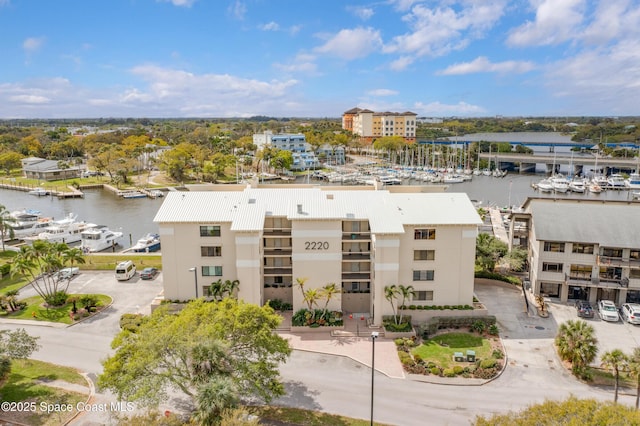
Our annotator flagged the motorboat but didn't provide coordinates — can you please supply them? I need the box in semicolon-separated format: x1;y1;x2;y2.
24;214;97;245
378;175;402;185
121;190;147;199
625;173;640;189
130;233;161;252
550;175;569;193
588;181;603;193
607;173;626;188
7;209;54;238
442;174;465;184
150;190;164;198
80;225;124;252
536;179;554;193
568;178;586;193
28;187;49;196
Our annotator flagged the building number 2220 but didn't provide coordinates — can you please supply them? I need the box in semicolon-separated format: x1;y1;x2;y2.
304;241;329;250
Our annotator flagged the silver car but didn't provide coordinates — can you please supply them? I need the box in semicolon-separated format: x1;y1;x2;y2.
598;300;620;322
621;303;640;325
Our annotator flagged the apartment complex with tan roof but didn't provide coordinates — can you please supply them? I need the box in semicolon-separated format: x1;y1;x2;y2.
342;107;418;143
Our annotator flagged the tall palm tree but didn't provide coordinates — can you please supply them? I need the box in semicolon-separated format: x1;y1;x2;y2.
222;279;240;299
302;288;321;313
555;319;598;375
397;284;415;324
601;349;628;403
626;347;640;409
0;204;17;251
384;285;400;324
194;377;239;426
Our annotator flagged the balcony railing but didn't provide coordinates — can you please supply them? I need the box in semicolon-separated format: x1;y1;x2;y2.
342;252;371;260
263;266;292;275
342;233;371;241
341;272;371;280
263;229;292;236
263;248;292;256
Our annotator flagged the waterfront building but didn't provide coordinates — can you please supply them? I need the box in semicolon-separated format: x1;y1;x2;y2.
154;185;481;325
509;198;640;305
252;131;320;170
21;157;82;181
342;107;417;143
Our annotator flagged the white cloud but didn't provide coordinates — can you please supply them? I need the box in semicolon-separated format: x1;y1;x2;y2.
259;21;280;31
507;0;586;46
366;89;398;97
438;56;535;75
413;100;486;116
157;0;196;7
384;1;506;61
315;27;382;60
9;94;50;104
581;0;640;45
23;37;45;53
289;25;302;35
544;38;640;114
348;6;374;20
389;56;414;71
274;53;318;74
227;0;246;20
388;0;421;12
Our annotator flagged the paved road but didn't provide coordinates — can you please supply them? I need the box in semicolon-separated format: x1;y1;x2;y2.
1;276;634;425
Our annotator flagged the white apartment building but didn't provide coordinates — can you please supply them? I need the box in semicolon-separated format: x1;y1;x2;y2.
252;131;320;170
509;198;640;305
154;185;481;325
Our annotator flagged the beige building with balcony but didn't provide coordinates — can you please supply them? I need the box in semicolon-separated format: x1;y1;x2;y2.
154;185;481;325
509;198;640;305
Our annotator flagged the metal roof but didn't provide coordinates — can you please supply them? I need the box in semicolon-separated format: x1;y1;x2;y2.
529;200;640;247
154;187;481;233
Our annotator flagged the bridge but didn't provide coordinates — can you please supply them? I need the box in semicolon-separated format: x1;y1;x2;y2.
479;153;640;174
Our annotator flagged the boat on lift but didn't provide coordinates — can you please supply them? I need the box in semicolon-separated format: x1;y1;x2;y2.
129;233;161;253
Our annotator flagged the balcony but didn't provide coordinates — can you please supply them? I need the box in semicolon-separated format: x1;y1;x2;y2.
342;232;371;241
263;229;292;236
264;247;292;256
341;272;371;280
263;266;292;275
342;251;371;260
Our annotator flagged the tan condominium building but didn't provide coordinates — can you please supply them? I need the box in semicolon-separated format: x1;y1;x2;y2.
509;198;640;305
153;185;481;325
342;107;417;144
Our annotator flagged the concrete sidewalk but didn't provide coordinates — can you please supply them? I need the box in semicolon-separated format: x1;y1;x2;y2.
279;331;406;379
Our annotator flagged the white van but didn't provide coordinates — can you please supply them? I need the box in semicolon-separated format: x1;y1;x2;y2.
115;261;136;281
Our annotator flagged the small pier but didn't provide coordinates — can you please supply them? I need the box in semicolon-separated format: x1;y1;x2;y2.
0;180;83;198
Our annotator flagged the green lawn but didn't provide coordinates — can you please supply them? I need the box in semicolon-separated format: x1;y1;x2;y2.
0;274;28;295
2;294;112;324
412;332;493;368
0;359;87;426
83;254;162;270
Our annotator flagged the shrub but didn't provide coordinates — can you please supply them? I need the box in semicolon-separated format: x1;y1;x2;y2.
413;354;423;364
398;351;414;366
394;338;406;347
488;324;499;336
480;358;497;369
119;313;144;332
471;320;486;334
453;366;464;375
443;368;456;377
79;295;99;312
407;364;427;375
492;349;504;359
430;367;441;376
44;291;68;307
0;356;10;382
0;264;10;276
473;367;497;379
384;322;412;332
409;305;417;310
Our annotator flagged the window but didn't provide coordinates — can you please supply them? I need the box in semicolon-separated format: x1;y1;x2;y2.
200;226;221;237
414;229;436;240
631;250;640;260
602;248;623;258
570;264;592;279
414;291;434;301
202;266;222;276
414;250;435;261
542;263;563;272
572;243;594;254
630;269;640;279
413;270;434;281
543;241;565;252
201;246;222;257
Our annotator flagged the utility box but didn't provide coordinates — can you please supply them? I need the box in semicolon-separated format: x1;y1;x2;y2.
466;350;476;362
454;352;464;362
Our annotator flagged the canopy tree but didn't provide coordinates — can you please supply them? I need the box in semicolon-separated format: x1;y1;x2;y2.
10;241;85;306
98;298;291;421
0;328;40;383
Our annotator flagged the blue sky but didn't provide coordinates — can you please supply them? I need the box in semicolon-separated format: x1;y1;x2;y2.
1;0;639;119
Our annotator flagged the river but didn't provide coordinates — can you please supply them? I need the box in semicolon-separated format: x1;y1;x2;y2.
1;174;636;251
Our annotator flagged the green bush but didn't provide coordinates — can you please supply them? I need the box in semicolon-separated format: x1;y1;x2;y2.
488;324;499;335
384;322;412;332
79;294;99;311
119;313;144;332
44;291;68;307
471;320;487;334
480;358;497;369
0;356;10;381
0;263;10;276
430;367;441;376
473;367;497;379
266;299;293;311
474;270;521;285
492;349;504;359
413;354;423;364
398;351;414;366
443;368;456;377
453;365;464;375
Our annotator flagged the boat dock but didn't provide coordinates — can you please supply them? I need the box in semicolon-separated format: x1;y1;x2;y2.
488;207;509;244
0;181;83;198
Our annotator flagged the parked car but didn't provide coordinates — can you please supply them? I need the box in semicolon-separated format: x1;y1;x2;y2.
140;267;158;280
54;267;80;281
575;300;594;318
621;303;640;325
598;300;620;322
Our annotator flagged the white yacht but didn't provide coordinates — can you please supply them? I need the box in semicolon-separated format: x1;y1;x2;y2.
607;173;626;188
130;233;161;252
7;209;54;238
568;178;586;193
550;175;569;193
536;179;554;193
625;173;640;189
24;214;97;245
80;225;123;253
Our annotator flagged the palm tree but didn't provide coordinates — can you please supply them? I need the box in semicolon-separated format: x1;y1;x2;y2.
193;377;239;426
208;279;224;300
397;284;415;325
555;319;598;376
302;288;321;313
0;204;17;251
601;349;628;403
319;282;340;320
222;279;239;299
384;285;400;324
627;347;640;409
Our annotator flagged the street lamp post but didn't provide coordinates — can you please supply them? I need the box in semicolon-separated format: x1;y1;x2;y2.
189;267;198;298
370;331;379;426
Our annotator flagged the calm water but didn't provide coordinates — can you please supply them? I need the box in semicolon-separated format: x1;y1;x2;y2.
1;175;635;250
1;189;163;249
